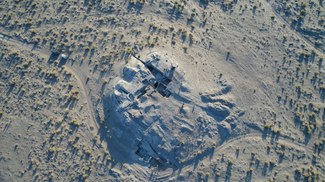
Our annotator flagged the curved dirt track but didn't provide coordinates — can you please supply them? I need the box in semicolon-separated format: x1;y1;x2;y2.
216;132;315;153
149;132;321;181
263;0;325;55
0;31;99;145
180;132;318;168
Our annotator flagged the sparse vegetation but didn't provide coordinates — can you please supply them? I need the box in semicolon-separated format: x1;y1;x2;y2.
0;0;324;181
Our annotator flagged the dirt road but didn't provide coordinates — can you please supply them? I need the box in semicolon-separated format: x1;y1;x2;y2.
0;31;100;147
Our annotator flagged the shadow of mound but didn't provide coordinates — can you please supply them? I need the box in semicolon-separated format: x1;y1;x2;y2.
101;94;178;169
100;94;142;165
101;93;221;171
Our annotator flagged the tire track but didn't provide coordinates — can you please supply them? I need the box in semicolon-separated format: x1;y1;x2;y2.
263;0;324;55
0;32;100;148
180;132;320;168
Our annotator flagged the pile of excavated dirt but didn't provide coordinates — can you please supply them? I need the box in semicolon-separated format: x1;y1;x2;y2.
105;52;243;168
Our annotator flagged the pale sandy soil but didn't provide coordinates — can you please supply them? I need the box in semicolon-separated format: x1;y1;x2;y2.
0;0;324;181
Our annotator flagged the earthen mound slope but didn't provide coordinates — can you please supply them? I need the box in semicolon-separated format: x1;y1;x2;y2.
106;52;243;167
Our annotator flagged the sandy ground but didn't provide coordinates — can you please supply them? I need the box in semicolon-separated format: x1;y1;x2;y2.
0;0;324;181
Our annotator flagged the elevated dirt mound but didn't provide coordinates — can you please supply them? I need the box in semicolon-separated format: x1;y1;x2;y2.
105;52;242;167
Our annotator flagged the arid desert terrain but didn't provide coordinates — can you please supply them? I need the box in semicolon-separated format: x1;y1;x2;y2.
0;0;324;181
